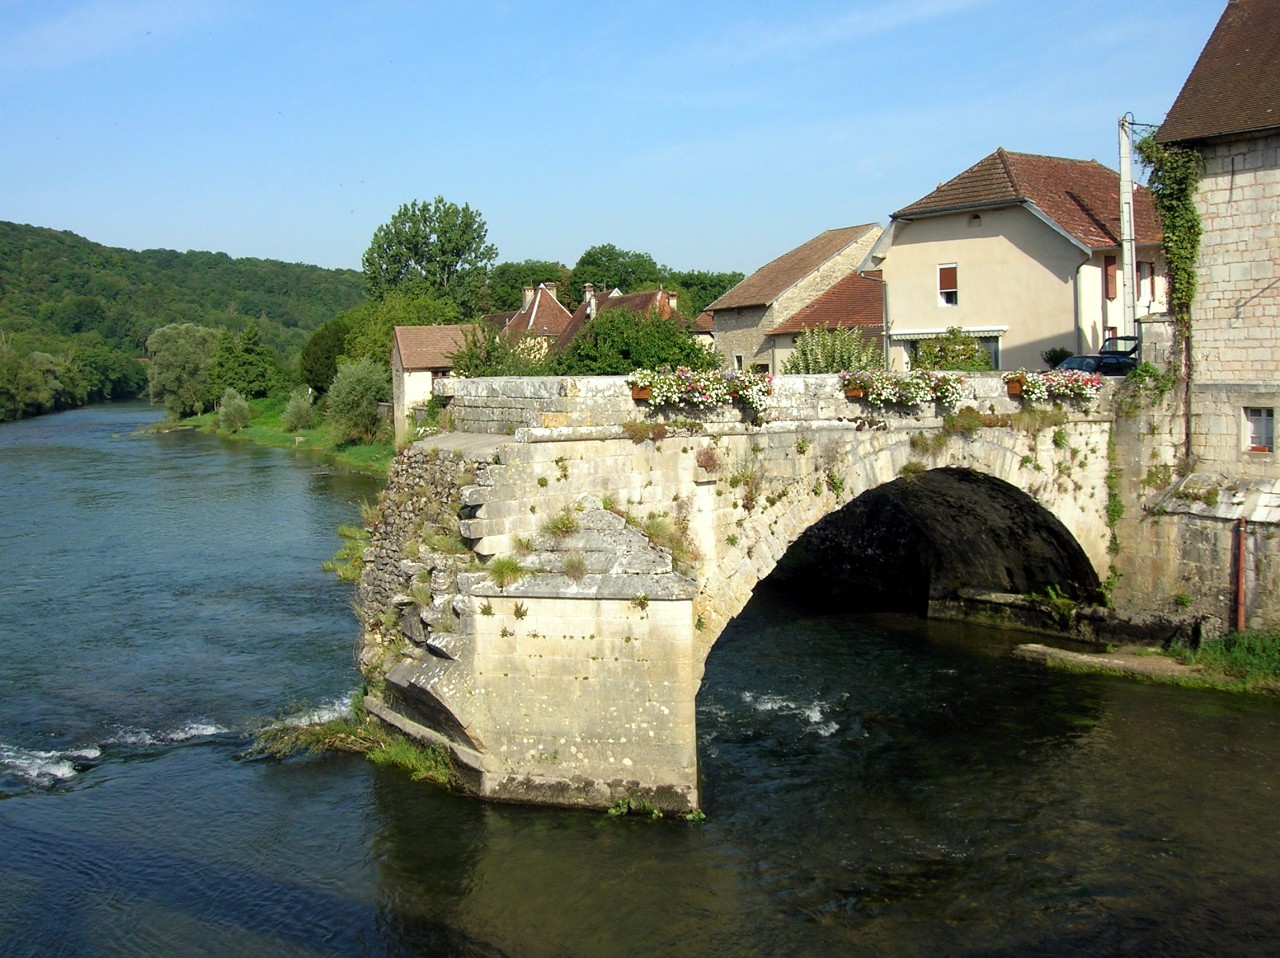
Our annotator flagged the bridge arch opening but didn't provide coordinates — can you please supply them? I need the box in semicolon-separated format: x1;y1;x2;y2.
770;467;1101;614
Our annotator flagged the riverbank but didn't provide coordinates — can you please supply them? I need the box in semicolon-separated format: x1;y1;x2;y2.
1014;630;1280;695
153;394;395;476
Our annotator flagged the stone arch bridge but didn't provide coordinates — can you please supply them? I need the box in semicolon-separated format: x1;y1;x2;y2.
357;375;1119;812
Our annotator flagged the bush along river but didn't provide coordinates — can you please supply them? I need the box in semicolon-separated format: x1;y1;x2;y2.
4;401;1280;957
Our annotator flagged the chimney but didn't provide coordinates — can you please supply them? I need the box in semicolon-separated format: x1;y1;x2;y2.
544;281;558;301
522;285;535;309
667;289;678;314
583;283;596;318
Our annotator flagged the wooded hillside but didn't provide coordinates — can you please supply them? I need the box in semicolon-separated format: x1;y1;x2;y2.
0;221;365;422
0;221;365;359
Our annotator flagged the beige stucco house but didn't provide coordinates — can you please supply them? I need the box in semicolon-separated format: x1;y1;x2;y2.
391;324;472;442
864;150;1165;371
705;224;883;373
1156;0;1280;475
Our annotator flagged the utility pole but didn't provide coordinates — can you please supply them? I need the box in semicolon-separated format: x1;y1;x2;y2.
1118;114;1138;340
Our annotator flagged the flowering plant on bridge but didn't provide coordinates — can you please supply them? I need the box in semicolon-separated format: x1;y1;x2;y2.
838;369;966;408
1041;369;1103;402
927;372;968;408
723;370;773;414
1003;369;1101;404
629;367;773;415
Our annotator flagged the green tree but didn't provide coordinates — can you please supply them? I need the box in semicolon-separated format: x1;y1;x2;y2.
146;323;220;417
299;316;351;394
281;386;316;431
449;323;549;378
361;196;498;316
216;387;252;432
552;307;721;375
782;327;883;373
207;324;279;399
911;327;992;371
342;287;461;366
570;244;661;296
484;260;573;312
661;269;745;319
325;356;391;442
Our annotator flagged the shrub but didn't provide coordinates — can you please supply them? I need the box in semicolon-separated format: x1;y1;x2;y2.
326;356;390;443
782;326;882;374
217;387;252;432
911;327;992;371
281;387;316;432
1042;347;1073;369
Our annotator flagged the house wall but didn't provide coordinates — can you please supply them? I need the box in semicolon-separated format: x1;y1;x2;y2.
712;228;882;373
394;368;435;443
1188;132;1280;476
712;305;772;371
392;348;407;441
880;206;1086;371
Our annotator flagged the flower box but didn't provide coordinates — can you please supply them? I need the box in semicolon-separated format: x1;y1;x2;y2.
844;386;865;399
630;385;652;401
1006;379;1024;397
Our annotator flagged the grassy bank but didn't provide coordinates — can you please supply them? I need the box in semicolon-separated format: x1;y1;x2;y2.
1169;629;1280;692
170;394;395;475
1025;629;1280;695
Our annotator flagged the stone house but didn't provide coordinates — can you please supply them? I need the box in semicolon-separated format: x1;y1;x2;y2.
863;149;1165;371
391;324;472;442
1155;0;1280;476
704;224;883;373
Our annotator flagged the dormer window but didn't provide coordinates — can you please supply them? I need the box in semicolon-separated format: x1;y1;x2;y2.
968;214;982;228
938;264;958;307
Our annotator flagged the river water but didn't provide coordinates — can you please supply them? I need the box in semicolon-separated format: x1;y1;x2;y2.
3;403;1279;957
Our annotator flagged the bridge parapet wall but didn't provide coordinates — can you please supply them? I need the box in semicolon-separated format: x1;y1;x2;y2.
434;373;1033;435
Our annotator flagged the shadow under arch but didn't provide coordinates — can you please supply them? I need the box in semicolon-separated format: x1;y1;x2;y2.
771;466;1101;614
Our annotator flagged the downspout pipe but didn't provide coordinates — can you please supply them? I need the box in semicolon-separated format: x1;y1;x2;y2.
1235;517;1248;633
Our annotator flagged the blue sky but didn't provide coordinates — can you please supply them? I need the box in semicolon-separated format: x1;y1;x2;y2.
2;0;1223;277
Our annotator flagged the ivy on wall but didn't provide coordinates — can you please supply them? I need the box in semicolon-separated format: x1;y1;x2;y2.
1136;131;1203;459
1135;133;1203;351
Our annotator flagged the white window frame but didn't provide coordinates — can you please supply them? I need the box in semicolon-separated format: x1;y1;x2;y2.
1245;407;1274;452
938;264;958;307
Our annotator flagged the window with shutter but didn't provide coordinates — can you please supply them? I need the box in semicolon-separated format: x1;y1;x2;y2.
938;264;958;307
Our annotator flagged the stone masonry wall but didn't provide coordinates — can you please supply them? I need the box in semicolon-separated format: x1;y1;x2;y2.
1189;132;1280;476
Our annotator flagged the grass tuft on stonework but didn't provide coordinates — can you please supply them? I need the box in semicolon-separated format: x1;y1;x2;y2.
250;696;453;786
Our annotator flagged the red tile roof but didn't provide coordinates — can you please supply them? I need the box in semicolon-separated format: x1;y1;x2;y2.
892;149;1160;249
1157;0;1280;144
393;324;473;371
769;272;883;336
553;289;687;351
503;283;573;339
706;224;881;311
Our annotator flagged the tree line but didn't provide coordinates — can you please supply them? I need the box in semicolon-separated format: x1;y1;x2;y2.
0;204;744;427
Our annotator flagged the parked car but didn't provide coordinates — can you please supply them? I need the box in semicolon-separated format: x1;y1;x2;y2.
1057;355;1101;372
1098;336;1140;374
1054;337;1141;376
